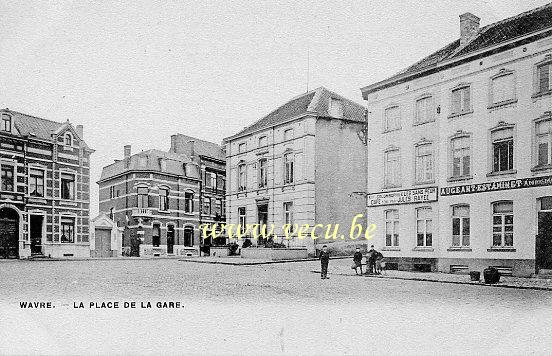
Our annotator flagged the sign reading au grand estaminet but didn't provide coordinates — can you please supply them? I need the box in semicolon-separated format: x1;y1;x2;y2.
367;187;438;206
440;175;552;196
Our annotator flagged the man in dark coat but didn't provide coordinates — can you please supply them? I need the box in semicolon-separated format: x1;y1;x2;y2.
353;247;363;275
366;245;376;275
319;245;330;279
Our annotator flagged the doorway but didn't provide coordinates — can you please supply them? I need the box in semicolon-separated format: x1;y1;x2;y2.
30;215;43;255
0;207;19;258
536;197;552;272
257;203;268;246
167;225;175;254
94;228;112;257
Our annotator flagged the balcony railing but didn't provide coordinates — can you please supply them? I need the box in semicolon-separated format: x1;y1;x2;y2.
132;208;153;217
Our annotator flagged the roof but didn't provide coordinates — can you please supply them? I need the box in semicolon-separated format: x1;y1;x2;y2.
99;149;193;182
1;109;92;150
7;110;64;140
170;134;225;161
363;2;552;94
227;87;366;139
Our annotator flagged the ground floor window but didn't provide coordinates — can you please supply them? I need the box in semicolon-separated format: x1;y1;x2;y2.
152;223;160;247
184;227;194;247
60;216;75;243
416;207;432;247
492;201;513;247
452;205;470;247
385;209;399;247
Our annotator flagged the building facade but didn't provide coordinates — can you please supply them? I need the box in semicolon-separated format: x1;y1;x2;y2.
361;5;552;276
0;109;93;258
98;135;225;257
224;87;367;255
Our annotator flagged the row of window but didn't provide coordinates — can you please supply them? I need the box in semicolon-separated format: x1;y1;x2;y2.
238;152;295;191
134;187;224;216
237;128;295;154
204;171;225;190
383;57;552;132
384;201;518;249
151;224;194;248
383;116;552;187
0;165;76;200
237;202;294;233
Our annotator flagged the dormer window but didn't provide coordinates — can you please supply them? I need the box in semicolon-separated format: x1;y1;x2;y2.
1;113;11;132
64;133;73;146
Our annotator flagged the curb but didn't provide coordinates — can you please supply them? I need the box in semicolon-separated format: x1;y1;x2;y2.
179;256;351;266
310;270;552;292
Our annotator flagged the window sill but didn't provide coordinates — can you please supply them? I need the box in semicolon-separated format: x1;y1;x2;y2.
447;247;472;252
413;119;435;127
158;210;171;214
487;247;516;252
413;247;434;252
448;110;473;119
531;90;552;100
487;99;517;110
382;128;401;134
382;246;400;251
447;175;473;183
59;200;77;206
382;185;402;190
256;150;269;156
531;164;552;173
413;180;435;186
486;169;517;177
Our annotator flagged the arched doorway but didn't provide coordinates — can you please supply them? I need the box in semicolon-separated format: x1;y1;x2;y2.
0;207;19;258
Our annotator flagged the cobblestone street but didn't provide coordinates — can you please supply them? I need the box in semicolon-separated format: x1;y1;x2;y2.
1;259;552;355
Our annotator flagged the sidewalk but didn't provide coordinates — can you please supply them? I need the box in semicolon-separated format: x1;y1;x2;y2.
312;258;552;291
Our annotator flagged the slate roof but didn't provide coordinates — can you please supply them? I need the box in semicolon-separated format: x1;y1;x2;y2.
227;87;365;139
99;149;193;182
7;110;64;140
170;134;225;161
365;2;552;92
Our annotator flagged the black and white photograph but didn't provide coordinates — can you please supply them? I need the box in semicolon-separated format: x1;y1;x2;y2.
1;1;552;354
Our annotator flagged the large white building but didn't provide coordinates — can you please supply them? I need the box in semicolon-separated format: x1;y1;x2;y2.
361;4;552;277
224;87;367;255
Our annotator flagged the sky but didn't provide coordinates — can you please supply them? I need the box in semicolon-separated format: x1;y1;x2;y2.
1;0;550;216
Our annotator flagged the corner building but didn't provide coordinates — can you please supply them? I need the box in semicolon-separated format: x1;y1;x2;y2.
0;109;93;258
361;5;552;276
224;87;367;255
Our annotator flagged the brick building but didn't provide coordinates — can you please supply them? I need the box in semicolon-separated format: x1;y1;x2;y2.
224;87;367;255
361;4;552;276
0;109;93;258
98;135;225;257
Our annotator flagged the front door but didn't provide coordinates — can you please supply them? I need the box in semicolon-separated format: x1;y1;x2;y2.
95;229;112;257
536;197;552;272
30;215;43;255
0;207;19;259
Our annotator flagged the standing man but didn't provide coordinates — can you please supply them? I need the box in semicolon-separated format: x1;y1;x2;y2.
366;245;376;275
353;247;363;275
319;245;330;279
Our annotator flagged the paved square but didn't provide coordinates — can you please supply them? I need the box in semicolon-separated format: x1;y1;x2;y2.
1;259;552;354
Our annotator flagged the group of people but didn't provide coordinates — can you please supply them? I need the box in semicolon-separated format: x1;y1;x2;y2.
353;245;384;275
318;244;384;280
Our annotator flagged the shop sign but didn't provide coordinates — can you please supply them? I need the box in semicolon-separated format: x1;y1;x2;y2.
367;187;438;206
440;175;552;196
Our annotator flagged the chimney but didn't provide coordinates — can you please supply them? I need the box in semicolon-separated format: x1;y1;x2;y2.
76;125;83;139
124;145;131;159
460;13;480;46
189;140;195;158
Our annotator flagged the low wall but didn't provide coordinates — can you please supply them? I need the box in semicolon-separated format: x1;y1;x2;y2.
210;246;230;257
241;247;308;260
42;244;90;258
